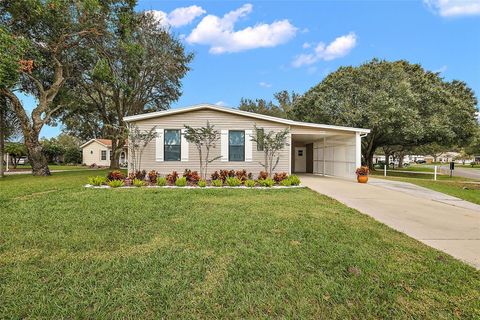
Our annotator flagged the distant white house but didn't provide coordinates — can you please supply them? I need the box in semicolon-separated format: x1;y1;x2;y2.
80;139;128;167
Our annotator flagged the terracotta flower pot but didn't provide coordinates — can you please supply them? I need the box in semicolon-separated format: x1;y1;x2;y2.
357;175;368;183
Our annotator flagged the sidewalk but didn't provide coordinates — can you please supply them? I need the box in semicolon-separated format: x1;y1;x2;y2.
300;174;480;269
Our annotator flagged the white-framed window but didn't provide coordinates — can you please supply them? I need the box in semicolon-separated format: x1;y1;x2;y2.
229;130;245;161
101;150;107;161
164;129;181;161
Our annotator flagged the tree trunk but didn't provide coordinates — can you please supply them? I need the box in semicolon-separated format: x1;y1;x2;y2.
25;132;50;176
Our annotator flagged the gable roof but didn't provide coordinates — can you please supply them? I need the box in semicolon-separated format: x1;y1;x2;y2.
123;103;370;134
80;139;128;149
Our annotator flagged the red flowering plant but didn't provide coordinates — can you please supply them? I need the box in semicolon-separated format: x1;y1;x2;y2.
355;166;369;176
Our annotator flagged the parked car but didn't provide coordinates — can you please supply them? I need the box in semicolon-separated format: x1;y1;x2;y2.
415;159;426;164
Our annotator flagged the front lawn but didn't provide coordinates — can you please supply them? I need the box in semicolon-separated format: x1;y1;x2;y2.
11;164;97;171
0;171;479;318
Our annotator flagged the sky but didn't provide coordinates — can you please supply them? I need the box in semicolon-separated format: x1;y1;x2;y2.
27;0;480;138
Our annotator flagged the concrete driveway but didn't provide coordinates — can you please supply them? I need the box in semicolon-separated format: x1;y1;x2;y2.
300;175;480;269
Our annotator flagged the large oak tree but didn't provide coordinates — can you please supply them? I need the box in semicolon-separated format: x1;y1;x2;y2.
59;11;193;169
291;59;478;169
0;0;123;175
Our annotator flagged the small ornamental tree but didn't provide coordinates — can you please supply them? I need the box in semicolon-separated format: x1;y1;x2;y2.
5;142;27;169
251;125;289;177
183;121;221;180
126;124;157;173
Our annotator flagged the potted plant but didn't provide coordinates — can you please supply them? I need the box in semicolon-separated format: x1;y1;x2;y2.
355;166;369;183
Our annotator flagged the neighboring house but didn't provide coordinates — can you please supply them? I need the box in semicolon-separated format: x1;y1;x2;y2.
425;152;475;164
123;104;370;179
80;139;128;167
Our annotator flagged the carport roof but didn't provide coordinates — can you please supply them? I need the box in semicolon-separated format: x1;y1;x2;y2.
123;103;370;134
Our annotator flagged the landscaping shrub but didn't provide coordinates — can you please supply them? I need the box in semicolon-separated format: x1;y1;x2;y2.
211;179;223;187
198;179;207;188
107;170;125;181
157;177;167;186
132;178;145;187
280;179;292;186
183;169;201;183
288;175;301;186
175;177;187;187
167;171;179;184
134;170;147;180
219;169;235;182
258;178;275;187
147;170;158;184
273;172;288;183
210;171;220;181
244;179;255;188
235;169;248;182
258;171;269;180
88;176;107;186
108;180;124;188
225;177;242;187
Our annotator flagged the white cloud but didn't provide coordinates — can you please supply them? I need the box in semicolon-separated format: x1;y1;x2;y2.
292;32;357;67
434;65;448;73
302;42;311;49
186;3;297;54
147;5;206;28
259;81;272;88
424;0;480;17
215;101;227;106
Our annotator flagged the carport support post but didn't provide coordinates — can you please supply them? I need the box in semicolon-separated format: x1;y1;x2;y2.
434;165;437;181
355;132;361;169
384;164;387;177
323;137;326;176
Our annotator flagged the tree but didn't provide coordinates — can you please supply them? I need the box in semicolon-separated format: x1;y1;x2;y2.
63;147;82;164
0;95;20;177
126;124;157;173
0;0;115;175
183;122;221;180
239;90;299;119
250;125;289;177
5;142;27;169
59;10;193;169
41;138;66;163
291;59;478;169
455;149;473;165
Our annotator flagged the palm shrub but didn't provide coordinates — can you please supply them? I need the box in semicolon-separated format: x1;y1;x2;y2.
244;179;255;188
157;177;167;186
108;180;124;188
175;176;187;187
280;179;292;186
132;178;145;187
198;179;207;188
288;175;301;186
258;178;275;187
88;176;107;186
225;177;242;187
211;179;222;187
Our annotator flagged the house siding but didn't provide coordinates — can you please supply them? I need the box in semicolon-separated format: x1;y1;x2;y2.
128;109;291;177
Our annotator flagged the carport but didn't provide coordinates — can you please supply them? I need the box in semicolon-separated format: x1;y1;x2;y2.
289;124;370;179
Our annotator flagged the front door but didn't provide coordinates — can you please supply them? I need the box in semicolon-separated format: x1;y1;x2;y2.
294;147;306;172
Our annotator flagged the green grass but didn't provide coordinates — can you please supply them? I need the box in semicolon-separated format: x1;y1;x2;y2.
0;171;479;319
371;171;480;205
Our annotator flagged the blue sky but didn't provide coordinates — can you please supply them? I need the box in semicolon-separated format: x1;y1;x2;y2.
28;0;480;138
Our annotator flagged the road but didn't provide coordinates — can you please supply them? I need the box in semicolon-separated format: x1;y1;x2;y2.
436;165;480;180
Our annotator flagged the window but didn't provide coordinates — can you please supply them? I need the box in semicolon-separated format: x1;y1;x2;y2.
256;128;264;151
164;129;181;161
229;130;245;161
101;150;107;160
298;149;303;156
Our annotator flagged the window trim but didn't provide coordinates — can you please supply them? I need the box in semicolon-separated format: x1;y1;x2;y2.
164;129;182;162
228;130;245;162
101;150;107;161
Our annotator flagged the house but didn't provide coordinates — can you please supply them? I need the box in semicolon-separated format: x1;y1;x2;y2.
123;104;370;179
80;139;128;167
